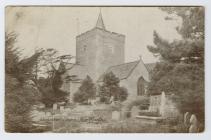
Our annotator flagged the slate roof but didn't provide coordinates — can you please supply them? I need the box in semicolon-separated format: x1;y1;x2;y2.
98;61;156;82
98;61;140;82
145;63;156;72
61;61;156;83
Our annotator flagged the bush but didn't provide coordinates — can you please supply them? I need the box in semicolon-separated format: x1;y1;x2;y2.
73;76;96;103
125;96;150;111
99;72;128;103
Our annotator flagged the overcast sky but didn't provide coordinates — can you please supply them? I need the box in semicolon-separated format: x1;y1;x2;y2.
6;7;182;63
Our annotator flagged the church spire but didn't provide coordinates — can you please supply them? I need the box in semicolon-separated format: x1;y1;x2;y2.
95;9;106;30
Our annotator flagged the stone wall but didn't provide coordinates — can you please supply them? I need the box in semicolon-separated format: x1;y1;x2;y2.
95;29;125;79
120;59;150;100
76;28;125;81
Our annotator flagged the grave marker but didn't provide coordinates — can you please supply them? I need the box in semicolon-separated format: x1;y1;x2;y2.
112;111;120;120
53;103;57;110
131;106;139;118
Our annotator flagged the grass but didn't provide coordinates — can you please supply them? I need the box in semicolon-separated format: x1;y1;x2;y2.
51;118;187;133
101;119;186;133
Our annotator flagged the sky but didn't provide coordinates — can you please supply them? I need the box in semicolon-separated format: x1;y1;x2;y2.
5;7;182;63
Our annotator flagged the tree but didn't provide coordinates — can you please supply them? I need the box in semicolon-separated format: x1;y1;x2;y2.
73;76;96;104
5;32;42;132
147;7;204;129
117;87;128;102
34;49;73;107
99;72;128;103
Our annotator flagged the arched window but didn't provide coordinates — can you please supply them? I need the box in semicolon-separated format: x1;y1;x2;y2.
137;76;146;96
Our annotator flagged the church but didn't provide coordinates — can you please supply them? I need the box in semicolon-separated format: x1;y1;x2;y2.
60;11;155;101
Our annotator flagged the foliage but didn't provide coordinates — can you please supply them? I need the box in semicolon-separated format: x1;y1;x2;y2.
160;7;204;40
125;96;149;111
116;87;128;102
33;48;73;80
5;32;42;132
5;33;19;74
34;49;72;107
73;76;96;104
5;33;43;82
38;72;69;107
147;31;204;64
147;7;204;125
99;72;128;103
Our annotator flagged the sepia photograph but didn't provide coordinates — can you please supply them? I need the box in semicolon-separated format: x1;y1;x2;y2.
5;6;204;133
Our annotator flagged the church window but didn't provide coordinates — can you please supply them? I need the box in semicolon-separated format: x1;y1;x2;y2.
108;44;114;54
137;76;146;96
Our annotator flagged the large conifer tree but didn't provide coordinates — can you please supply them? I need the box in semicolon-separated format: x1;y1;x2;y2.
147;7;204;129
5;32;43;132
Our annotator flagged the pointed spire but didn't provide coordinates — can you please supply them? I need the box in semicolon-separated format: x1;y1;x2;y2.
95;9;106;30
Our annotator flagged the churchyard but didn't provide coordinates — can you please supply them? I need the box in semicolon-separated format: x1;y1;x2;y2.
31;92;200;133
5;7;204;133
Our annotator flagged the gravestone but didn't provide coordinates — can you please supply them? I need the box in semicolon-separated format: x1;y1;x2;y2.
109;96;114;104
189;124;198;133
190;114;198;125
53;103;57;110
131;106;140;118
159;91;166;116
46;112;51;117
189;114;198;133
112;111;120;120
39;112;45;119
60;106;64;111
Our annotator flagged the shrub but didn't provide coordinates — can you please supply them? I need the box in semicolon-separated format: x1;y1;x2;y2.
125;96;150;111
99;72;128;103
73;76;96;103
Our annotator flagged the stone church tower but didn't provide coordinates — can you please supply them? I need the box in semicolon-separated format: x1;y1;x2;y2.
60;10;156;101
75;11;125;80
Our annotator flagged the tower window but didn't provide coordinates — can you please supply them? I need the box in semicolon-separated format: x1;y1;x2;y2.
108;44;114;54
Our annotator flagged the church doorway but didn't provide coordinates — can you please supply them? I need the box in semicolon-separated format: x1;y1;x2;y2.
137;76;146;96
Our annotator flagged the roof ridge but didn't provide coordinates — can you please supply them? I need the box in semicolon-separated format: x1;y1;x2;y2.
97;60;141;82
107;60;140;71
144;62;156;72
124;60;141;79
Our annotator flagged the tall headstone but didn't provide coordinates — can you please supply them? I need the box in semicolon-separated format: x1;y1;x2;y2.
189;114;198;133
159;91;166;116
190;114;198;125
109;96;114;104
53;103;57;110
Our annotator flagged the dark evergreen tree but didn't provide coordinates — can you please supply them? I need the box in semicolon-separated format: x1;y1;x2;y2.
34;49;72;107
99;72;128;103
73;76;96;104
147;7;204;130
5;32;42;132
